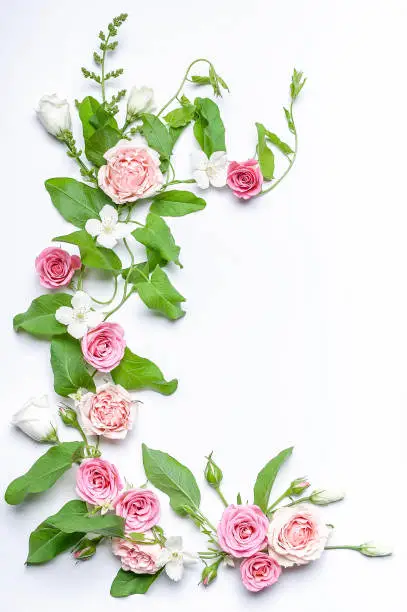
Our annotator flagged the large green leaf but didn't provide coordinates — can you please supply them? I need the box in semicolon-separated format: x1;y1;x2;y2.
137;266;185;320
50;334;96;397
111;568;162;597
54;230;121;271
112;347;178;395
256;122;275;180
140;113;173;159
142;444;200;515
5;442;83;505
13;294;72;338
85;124;122;167
27;508;84;565
150;190;206;217
253;447;293;513
193;97;226;157
48;500;125;537
45;178;111;229
133;214;181;267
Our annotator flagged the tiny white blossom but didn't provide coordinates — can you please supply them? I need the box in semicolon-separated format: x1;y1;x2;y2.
192;150;228;189
127;86;155;118
36;94;71;137
360;541;392;557
158;536;197;581
310;490;345;505
85;205;134;249
55;291;103;339
12;395;58;443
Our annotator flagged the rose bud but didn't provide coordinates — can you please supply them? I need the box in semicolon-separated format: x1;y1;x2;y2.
73;537;100;561
58;404;79;428
289;477;310;496
359;542;392;557
126;86;155;118
204;452;223;487
201;561;220;586
12;395;58;443
309;489;345;505
36;94;72;137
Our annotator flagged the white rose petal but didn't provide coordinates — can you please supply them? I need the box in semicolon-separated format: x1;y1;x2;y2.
12;395;58;442
360;541;393;557
127;86;155;118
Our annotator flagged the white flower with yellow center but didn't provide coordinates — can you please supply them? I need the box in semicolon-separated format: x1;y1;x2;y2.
55;291;103;339
192;150;228;189
158;536;197;581
85;204;134;249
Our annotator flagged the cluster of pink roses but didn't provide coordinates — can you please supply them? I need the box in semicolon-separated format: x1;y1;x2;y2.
217;503;329;592
76;457;163;574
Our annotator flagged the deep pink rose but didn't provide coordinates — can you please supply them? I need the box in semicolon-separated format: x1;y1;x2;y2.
226;159;263;199
81;322;125;372
240;553;282;592
78;383;137;440
98;137;164;204
35;247;81;288
217;504;269;558
267;504;330;567
112;534;162;574
76;458;123;507
114;488;160;533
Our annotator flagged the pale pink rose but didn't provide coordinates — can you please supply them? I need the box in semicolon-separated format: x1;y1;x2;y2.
76;458;123;507
78;383;137;440
98;137;164;204
112;534;162;574
267;504;330;567
217;504;269;558
35;247;81;288
81;322;125;372
240;552;282;592
226;159;263;199
114;488;160;533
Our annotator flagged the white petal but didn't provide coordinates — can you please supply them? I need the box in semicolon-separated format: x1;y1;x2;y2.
210;151;228;165
55;306;74;325
165;536;183;553
183;551;198;564
165;559;184;582
192;170;210;189
114;222;133;239
71;291;92;310
209;166;228;188
67;320;88;339
85;218;103;237
157;549;171;567
191;150;209;171
97;232;118;249
86;310;104;328
100;204;118;225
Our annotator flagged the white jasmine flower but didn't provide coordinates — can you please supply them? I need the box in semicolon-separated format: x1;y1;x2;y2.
310;490;345;505
55;291;103;339
36;94;71;137
359;541;392;557
192;150;228;189
12;395;58;443
127;86;155;118
158;536;197;581
85;205;134;249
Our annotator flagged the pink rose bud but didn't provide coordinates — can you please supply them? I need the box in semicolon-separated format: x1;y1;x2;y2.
289;477;310;496
226;159;263;200
35;247;81;289
217;504;269;558
240;553;282;592
201;561;220;586
72;537;100;561
81;322;126;372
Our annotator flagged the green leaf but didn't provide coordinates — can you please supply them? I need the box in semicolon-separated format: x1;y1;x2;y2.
142;444;201;515
85;124;122;167
284;107;295;134
290;68;306;101
190;75;211;85
140;113;173;159
253;447;293;513
193;97;226;157
77;96;102;140
27;506;84;565
133;213;181;267
13;293;72;338
256;123;275;180
150;190;206;217
5;442;83;505
263;130;294;156
111;568;162;597
112;347;177;395
122;262;150;285
48;501;125;537
137;266;185;320
50;334;96;397
164;105;195;128
147;247;167;269
45;177;111;229
54;230;121;271
88;104;119;133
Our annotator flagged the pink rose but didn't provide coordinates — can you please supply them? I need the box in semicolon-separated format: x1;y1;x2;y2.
240;553;282;592
78;383;137;440
112;534;162;574
114;488;160;533
226;159;263;200
267;504;330;567
98;137;164;204
76;458;123;507
35;247;81;288
81;322;125;372
217;504;269;558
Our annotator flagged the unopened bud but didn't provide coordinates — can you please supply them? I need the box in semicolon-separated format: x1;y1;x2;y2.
310;489;345;505
204;452;223;487
201;561;220;586
359;541;392;557
73;538;98;561
289;477;310;496
58;404;79;428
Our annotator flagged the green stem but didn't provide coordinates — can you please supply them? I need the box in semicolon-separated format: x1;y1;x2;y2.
89;275;118;305
267;489;291;515
103;286;134;321
101;33;111;103
161;178;196;189
214;487;228;508
157;58;214;117
325;545;361;552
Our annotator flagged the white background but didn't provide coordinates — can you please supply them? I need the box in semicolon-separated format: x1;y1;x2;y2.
0;0;405;609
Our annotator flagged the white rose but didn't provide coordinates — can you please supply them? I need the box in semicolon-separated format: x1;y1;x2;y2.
360;541;392;557
36;94;71;136
126;86;155;118
12;395;58;442
310;489;345;505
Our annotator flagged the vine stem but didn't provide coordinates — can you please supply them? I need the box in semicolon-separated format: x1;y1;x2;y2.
157;58;214;117
100;32;112;103
325;545;362;552
89;275;118;305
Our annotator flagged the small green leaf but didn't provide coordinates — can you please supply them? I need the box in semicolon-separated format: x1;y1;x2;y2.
111;568;162;597
193;97;226;157
54;230;121;271
112;348;178;395
164;105;195;128
13;294;72;338
256;123;275;180
137;266;185;320
264;130;294;156
5;442;84;505
48;501;125;537
45;178;111;229
50;334;96;397
85;124;122;167
253;447;293;513
190;75;211;85
133;213;181;267
122;262;150;285
284;107;295;134
290;68;306;101
150;190;206;217
142;444;201;515
140;114;173;159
